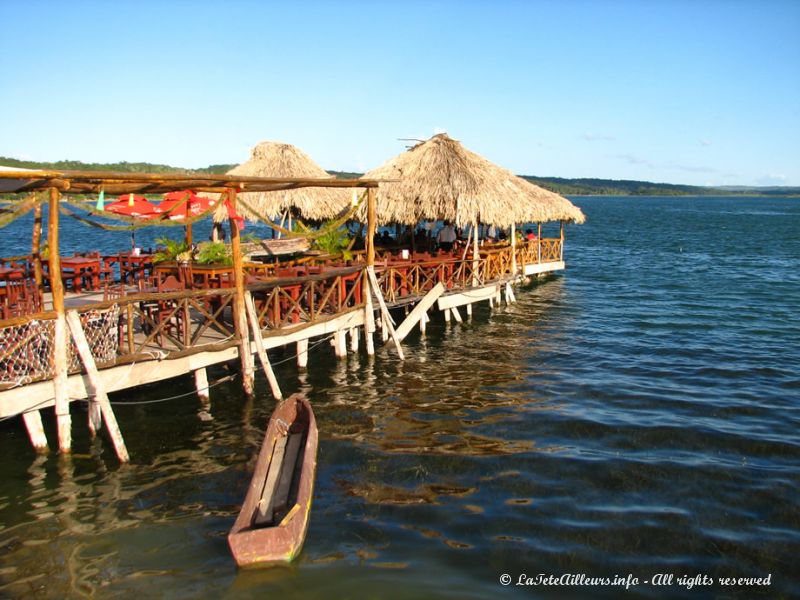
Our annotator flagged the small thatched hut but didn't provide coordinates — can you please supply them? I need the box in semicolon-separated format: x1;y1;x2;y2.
360;133;585;227
220;141;350;222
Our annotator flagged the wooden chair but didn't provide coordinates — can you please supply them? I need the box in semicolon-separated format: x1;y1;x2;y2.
154;275;187;347
104;283;129;352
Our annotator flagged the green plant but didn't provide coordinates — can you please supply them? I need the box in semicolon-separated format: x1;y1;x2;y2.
195;241;232;265
310;225;353;260
153;237;190;263
240;232;260;244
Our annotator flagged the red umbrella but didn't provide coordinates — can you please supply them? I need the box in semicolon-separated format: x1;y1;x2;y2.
103;194;164;249
159;190;218;221
105;194;164;219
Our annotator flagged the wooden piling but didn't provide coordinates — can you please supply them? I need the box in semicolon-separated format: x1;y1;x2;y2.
450;307;463;323
349;327;359;353
560;220;565;261
366;267;404;359
393;283;443;343
297;339;309;368
334;330;347;358
194;368;210;404
228;189;255;396
66;310;129;463
22;411;48;452
48;187;71;453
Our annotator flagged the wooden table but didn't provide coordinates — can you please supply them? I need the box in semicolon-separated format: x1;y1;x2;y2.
59;256;102;293
105;253;154;284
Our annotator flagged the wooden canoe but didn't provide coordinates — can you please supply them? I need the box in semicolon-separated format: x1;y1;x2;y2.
228;393;318;568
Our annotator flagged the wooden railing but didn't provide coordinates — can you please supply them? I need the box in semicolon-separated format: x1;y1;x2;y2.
0;240;567;387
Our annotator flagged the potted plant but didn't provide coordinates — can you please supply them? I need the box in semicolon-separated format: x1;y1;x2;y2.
153;237;190;264
195;241;232;266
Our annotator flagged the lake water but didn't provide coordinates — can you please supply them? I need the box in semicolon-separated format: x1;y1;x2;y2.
0;196;798;598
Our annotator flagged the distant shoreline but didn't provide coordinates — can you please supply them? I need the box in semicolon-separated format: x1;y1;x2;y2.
1;156;798;198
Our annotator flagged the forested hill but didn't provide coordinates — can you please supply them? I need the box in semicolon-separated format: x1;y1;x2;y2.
1;157;797;196
520;176;800;197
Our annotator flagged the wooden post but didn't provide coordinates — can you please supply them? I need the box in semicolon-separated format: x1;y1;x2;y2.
66;310;129;462
194;368;210;404
364;271;375;356
22;411;48;452
510;222;517;277
444;308;451;323
560;220;565;261
450;307;463;323
472;216;479;286
366;187;376;266
31;199;43;288
244;292;282;400
334;330;347;358
466;303;473;318
537;223;542;263
349;327;359;353
297;339;309;368
419;311;427;335
48;187;71;453
228;189;254;396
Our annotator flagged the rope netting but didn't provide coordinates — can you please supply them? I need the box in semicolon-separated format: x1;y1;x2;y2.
0;306;119;388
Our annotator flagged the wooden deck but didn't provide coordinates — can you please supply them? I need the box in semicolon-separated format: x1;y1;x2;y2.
0;239;565;453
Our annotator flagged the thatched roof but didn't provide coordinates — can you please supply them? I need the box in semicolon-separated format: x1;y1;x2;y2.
360;134;585;227
220;141;350;222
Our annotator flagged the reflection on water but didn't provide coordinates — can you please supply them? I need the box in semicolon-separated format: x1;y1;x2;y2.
1;197;799;598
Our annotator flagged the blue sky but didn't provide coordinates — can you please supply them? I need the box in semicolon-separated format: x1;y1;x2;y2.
1;0;798;186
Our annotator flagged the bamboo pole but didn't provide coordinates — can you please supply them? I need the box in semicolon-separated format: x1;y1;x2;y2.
48;187;71;453
244;292;282;400
66;310;129;462
228;189;255;396
31;199;43;288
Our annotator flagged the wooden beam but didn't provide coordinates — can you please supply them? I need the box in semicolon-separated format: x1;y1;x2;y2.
450;307;463;323
392;282;444;343
366;267;404;359
65;310;129;463
194;368;210;404
244;292;283;401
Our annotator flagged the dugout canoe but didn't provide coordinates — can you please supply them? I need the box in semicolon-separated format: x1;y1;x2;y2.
228;393;318;568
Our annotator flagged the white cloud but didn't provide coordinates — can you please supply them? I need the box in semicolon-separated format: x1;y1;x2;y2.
618;153;654;168
582;132;615;142
699;139;712;147
756;173;787;185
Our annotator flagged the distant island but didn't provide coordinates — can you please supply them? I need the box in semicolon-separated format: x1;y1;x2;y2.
1;156;797;197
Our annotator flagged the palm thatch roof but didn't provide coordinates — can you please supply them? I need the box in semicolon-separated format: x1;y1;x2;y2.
218;141;350;222
360;133;585;227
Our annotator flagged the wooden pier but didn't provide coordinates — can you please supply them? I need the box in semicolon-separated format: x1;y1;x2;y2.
0;165;581;461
